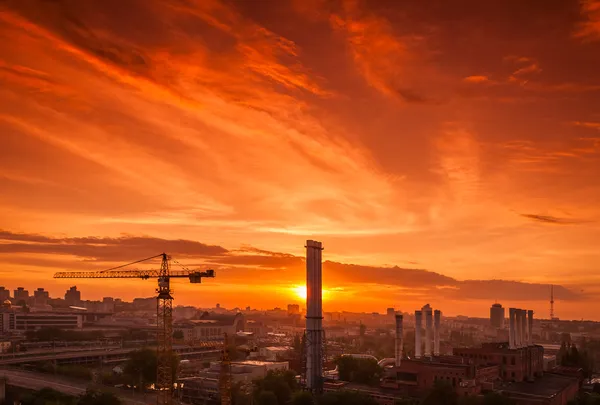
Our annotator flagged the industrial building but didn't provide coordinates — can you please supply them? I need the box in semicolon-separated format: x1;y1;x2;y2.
173;312;245;342
0;311;83;332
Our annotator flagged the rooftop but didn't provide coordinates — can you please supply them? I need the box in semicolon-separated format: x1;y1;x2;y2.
499;374;578;398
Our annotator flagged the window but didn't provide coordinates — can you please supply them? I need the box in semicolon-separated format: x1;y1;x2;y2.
511;357;516;365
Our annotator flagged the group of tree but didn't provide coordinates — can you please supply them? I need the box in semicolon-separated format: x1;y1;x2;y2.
334;355;382;386
15;388;121;405
121;348;179;390
568;393;600;405
558;342;594;378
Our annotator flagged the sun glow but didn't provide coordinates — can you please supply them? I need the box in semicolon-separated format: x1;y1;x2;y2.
291;284;332;301
293;285;307;300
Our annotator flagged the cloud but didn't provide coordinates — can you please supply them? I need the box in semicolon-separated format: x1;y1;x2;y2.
519;213;588;225
573;121;600;130
0;230;228;262
0;230;584;302
574;0;600;41
464;75;490;84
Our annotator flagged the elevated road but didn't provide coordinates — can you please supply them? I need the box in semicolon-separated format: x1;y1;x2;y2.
0;369;156;405
0;346;220;366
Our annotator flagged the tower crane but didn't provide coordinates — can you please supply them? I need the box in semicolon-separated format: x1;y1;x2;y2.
54;253;215;405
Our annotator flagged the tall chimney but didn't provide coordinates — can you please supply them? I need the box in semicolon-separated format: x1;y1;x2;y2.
305;240;323;392
527;310;534;346
516;309;523;348
434;310;441;356
425;306;433;357
415;310;422;359
509;308;516;349
521;309;527;347
395;313;403;366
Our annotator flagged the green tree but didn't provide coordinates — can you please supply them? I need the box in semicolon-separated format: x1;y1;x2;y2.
253;370;297;405
335;356;382;386
77;389;121;405
421;382;458;405
21;388;76;405
124;348;156;388
318;390;378;405
291;391;315;405
257;391;278;405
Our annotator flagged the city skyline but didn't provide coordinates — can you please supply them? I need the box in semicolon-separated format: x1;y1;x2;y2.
1;1;600;320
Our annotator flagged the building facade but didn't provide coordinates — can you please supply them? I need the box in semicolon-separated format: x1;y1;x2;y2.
490;304;505;329
453;342;544;382
64;286;82;307
0;311;83;332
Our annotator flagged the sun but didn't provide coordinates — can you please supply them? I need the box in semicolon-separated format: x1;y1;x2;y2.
293;285;307;300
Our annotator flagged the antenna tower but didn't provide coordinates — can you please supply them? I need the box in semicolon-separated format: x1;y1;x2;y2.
550;285;555;320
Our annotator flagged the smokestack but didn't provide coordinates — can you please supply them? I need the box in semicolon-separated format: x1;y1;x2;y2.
305;240;323;392
515;308;523;348
395;313;403;366
521;309;527;347
527;310;534;346
509;308;516;349
434;310;441;356
425;306;433;357
415;310;422;359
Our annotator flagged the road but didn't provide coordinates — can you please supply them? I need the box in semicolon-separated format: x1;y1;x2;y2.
0;369;157;405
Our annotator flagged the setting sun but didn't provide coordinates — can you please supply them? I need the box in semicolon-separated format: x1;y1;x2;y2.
293;285;307;301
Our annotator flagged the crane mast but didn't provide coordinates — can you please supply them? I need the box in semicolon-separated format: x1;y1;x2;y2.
54;252;215;405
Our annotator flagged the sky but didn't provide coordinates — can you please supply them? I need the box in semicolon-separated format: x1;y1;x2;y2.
1;0;600;320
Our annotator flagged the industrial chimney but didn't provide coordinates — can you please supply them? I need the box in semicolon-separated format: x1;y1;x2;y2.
424;305;433;357
434;310;441;356
527;310;534;346
515;308;523;348
415;310;423;359
509;308;516;349
395;313;403;366
521;309;527;347
305;240;323;392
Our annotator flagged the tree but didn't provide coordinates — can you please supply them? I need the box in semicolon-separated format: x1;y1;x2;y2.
318;390;378;405
253;370;297;405
77;389;121;405
335;356;382;386
173;330;184;339
257;391;278;405
421;382;458;405
291;391;315;405
21;388;76;405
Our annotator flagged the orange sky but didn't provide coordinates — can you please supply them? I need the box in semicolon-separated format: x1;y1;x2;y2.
1;0;600;320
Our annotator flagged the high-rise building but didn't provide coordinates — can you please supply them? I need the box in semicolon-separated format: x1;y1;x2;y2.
490;303;505;328
33;288;49;307
287;304;300;315
13;287;28;303
65;286;82;306
0;287;9;301
387;307;395;317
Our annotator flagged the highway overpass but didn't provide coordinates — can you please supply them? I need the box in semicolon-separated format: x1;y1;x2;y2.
0;346;221;366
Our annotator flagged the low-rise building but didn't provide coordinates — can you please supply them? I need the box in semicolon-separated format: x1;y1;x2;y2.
174;312;245;342
0;310;83;331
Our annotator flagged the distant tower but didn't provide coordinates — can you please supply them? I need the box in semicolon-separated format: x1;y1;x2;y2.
305;240;324;393
550;285;555;320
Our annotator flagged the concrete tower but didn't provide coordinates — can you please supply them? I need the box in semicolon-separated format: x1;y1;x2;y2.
527;310;534;346
423;305;433;357
415;310;423;359
305;240;324;393
434;310;441;356
395;313;403;366
521;309;527;347
509;308;516;349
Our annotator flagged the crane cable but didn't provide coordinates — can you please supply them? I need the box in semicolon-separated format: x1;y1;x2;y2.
99;253;164;273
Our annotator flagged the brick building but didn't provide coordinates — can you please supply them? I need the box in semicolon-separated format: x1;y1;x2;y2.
380;358;499;397
453;342;544;382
